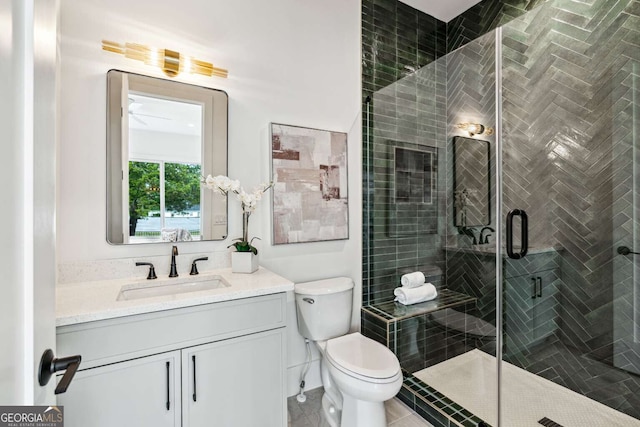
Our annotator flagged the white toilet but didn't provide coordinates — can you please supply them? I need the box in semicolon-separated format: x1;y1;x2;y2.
294;277;402;427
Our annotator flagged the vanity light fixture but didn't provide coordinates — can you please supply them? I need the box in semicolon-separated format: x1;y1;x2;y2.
457;123;494;137
101;40;228;79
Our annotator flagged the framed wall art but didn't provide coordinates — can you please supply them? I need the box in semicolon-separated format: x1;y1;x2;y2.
270;123;349;244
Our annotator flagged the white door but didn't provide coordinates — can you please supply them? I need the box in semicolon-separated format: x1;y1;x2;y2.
58;351;181;427
182;329;286;427
0;0;58;405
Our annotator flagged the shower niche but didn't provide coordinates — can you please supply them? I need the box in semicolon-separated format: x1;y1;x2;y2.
387;141;438;237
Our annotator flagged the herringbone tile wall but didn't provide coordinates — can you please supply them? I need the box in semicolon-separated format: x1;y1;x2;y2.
613;60;640;378
444;0;640;418
501;0;640;362
447;0;549;53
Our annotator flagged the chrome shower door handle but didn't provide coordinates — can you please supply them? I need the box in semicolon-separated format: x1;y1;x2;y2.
506;209;528;260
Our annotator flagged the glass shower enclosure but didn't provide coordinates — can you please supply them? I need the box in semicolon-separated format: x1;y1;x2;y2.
362;0;640;425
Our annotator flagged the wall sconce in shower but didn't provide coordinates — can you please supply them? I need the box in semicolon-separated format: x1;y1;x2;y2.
457;123;494;137
101;40;228;79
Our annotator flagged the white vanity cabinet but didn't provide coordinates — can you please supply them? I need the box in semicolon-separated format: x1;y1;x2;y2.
56;292;287;427
182;329;285;426
58;351;182;427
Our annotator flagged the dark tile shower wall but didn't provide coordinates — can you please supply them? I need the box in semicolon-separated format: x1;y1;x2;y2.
362;0;640;422
501;0;640;362
362;0;552;306
362;0;445;96
447;0;549;53
445;30;497;240
362;0;447;304
443;0;640;419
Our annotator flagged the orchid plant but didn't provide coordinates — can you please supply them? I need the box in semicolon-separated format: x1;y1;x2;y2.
203;175;273;254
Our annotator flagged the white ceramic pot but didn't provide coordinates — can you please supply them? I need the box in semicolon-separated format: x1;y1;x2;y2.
231;251;258;273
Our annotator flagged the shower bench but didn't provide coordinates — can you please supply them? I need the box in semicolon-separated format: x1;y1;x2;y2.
361;289;491;427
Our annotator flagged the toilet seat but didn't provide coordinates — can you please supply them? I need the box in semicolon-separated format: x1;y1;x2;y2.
325;333;401;384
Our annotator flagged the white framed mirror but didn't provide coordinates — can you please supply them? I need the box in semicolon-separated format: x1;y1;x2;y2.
106;70;228;244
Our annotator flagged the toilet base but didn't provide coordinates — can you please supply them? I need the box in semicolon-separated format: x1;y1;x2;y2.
321;393;341;427
340;394;387;427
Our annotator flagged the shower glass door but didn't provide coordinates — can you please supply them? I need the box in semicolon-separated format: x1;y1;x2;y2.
499;0;640;424
363;1;639;425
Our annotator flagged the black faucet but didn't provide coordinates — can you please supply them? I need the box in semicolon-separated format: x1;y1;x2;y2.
190;257;209;275
135;262;157;280
460;227;478;245
169;246;179;277
480;227;495;244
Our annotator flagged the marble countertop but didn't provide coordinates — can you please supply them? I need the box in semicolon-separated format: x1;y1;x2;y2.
56;267;294;327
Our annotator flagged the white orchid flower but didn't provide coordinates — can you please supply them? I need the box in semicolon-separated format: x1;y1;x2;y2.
237;190;258;211
203;175;271;214
201;175;273;249
204;174;217;190
216;175;234;192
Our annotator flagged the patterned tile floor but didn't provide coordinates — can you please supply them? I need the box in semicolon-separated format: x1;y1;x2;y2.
288;387;433;427
414;349;640;427
506;338;640;420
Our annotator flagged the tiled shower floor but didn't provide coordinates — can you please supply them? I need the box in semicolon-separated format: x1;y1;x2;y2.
288;387;434;427
506;338;640;420
414;349;640;427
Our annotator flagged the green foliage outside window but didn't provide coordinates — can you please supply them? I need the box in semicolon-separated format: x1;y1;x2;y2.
128;161;201;236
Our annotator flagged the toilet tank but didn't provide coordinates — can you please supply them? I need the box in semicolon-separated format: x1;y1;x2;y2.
294;277;354;341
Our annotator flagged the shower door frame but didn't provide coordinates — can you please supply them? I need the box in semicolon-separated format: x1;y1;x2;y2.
493;27;504;427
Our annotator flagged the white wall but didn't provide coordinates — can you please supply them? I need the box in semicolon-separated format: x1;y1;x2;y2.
57;0;361;396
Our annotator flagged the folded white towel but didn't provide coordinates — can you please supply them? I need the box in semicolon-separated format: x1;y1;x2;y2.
161;228;193;242
394;283;437;305
400;272;426;288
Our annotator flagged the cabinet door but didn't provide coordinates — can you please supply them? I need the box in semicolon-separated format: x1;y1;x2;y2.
504;274;535;356
504;270;559;357
532;269;559;342
182;328;285;427
58;351;181;427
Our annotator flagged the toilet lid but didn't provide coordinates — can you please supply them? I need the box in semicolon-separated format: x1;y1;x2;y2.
326;333;400;380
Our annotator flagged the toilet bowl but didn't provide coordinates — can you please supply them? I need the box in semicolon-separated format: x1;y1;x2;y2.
325;333;402;427
313;333;402;427
294;278;403;427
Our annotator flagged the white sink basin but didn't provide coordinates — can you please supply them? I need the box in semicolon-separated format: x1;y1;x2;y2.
117;276;230;301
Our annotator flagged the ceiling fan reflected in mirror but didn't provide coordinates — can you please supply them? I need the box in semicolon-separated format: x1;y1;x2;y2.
127;96;172;127
126;93;201;136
